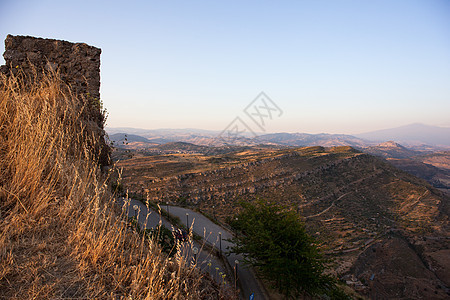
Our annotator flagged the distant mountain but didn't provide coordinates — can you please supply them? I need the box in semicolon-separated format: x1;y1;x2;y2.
106;127;160;136
106;127;224;146
155;142;211;152
108;133;154;144
355;123;450;147
106;127;219;137
107;124;450;149
360;141;450;190
257;132;372;147
106;128;375;148
363;141;420;159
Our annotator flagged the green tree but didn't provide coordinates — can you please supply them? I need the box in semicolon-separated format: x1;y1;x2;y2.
229;199;347;299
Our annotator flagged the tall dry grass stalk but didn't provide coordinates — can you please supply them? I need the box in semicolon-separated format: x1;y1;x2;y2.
0;70;228;299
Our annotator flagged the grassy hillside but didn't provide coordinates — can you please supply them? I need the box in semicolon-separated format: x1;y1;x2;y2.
0;71;228;299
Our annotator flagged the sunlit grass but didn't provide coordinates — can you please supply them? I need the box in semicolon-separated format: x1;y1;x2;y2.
0;69;229;299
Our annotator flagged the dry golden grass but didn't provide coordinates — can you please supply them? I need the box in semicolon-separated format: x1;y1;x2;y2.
0;70;229;299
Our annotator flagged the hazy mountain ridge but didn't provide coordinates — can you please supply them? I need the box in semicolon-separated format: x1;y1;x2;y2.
107;123;450;149
107;128;222;145
362;141;421;159
256;132;372;147
107;129;373;148
355;123;450;147
363;141;450;191
108;132;169;146
109;133;155;144
107;126;450;190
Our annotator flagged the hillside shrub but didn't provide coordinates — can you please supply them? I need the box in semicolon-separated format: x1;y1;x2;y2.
229;199;348;299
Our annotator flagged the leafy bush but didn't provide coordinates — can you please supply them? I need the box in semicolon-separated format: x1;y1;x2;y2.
229;199;348;299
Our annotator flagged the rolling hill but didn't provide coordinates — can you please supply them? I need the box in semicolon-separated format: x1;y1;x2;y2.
106;128;375;148
107;123;450;150
363;141;420;159
117;145;450;299
363;142;450;191
257;132;372;147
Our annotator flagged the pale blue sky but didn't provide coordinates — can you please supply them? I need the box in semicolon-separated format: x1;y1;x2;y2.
1;0;449;134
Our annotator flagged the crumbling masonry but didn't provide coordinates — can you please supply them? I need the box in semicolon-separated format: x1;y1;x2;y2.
0;34;110;165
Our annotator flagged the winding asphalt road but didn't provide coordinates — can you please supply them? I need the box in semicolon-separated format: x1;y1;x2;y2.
161;206;269;300
117;198;229;285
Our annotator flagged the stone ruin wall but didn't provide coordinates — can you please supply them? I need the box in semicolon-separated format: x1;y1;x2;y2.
0;34;110;165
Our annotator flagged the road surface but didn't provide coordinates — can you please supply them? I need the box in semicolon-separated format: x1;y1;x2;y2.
162;206;269;300
117;198;229;285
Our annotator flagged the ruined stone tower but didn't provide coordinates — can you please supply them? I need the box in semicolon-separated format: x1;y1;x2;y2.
0;34;110;166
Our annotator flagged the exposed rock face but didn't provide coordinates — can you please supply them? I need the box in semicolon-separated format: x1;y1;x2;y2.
1;34;110;165
118;145;450;298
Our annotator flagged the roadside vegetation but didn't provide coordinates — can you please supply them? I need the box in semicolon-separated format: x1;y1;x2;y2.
229;199;349;299
0;70;229;299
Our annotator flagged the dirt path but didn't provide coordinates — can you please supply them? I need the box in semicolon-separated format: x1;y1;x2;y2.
305;171;385;219
306;191;352;219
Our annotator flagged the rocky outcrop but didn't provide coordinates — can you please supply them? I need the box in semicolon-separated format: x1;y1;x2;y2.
143;151;371;204
119;145;450;298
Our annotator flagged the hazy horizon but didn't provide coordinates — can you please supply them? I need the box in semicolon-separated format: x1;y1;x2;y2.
1;1;449;134
105;122;450;136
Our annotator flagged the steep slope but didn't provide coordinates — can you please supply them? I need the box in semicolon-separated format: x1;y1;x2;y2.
118;146;450;298
362;142;450;191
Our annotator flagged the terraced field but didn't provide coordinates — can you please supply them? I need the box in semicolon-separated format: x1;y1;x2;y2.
116;145;450;299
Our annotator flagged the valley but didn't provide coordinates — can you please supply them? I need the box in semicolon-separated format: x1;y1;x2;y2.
114;144;450;299
363;142;450;193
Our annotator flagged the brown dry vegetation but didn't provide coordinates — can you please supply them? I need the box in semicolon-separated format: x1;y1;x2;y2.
117;144;450;298
0;70;228;299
